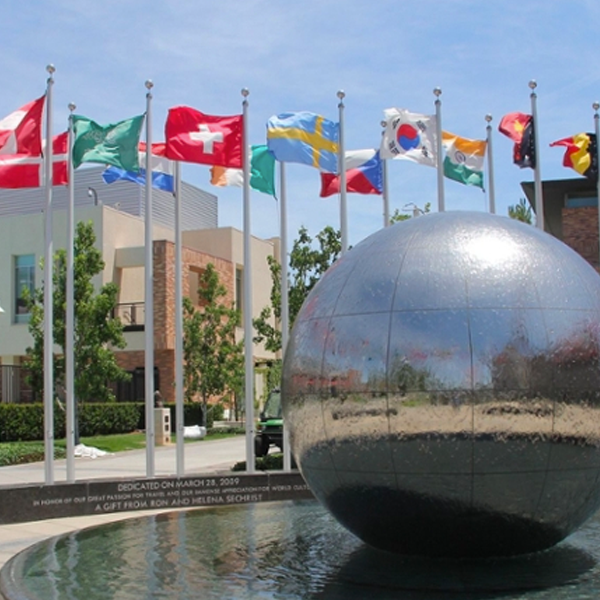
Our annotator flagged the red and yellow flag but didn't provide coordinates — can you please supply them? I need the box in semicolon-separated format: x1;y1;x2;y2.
550;133;598;181
498;112;535;169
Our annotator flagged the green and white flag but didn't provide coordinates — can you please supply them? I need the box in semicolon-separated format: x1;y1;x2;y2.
209;144;276;196
442;131;486;188
72;114;145;171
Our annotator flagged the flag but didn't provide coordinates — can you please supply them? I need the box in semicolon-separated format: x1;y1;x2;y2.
165;106;243;168
0;132;68;189
210;165;243;187
320;149;383;197
0;95;45;157
209;144;276;195
266;112;339;173
51;131;69;186
71;114;145;171
441;132;486;188
550;133;598;182
380;108;438;167
0;155;41;188
498;112;535;169
102;142;174;192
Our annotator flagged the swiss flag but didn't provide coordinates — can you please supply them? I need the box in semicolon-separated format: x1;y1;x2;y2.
0;131;69;189
0;95;45;157
165;106;243;168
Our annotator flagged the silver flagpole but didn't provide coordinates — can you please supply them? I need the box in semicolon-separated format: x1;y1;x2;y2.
338;91;348;254
43;64;55;485
175;161;184;476
434;87;445;213
66;102;76;482
381;120;390;227
593;101;600;267
529;80;544;230
144;80;155;477
382;159;389;227
242;88;255;474
279;161;291;471
485;114;496;214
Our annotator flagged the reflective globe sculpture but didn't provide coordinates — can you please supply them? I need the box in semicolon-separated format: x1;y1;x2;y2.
282;211;600;557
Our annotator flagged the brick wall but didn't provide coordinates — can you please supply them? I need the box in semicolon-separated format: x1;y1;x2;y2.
562;207;600;268
153;240;234;351
116;242;235;405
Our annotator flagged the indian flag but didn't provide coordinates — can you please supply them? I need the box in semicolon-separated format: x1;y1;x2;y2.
442;131;486;188
209;144;275;196
210;164;244;187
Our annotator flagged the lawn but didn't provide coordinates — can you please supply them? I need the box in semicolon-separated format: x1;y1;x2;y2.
0;429;242;466
72;430;241;453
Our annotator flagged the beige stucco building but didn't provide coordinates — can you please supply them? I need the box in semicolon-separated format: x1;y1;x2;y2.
0;167;279;406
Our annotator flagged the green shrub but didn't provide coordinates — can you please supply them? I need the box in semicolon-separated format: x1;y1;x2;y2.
78;403;141;437
0;442;66;466
0;401;213;443
0;404;56;442
0;402;141;442
232;453;285;472
208;426;245;436
209;402;225;422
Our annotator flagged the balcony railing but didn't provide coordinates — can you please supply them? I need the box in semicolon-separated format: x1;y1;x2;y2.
113;302;145;331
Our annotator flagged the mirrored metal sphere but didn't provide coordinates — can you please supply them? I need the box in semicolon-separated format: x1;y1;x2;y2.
282;211;600;557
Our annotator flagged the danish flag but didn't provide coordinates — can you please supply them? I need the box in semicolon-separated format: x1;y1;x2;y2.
0;95;45;157
0;131;68;189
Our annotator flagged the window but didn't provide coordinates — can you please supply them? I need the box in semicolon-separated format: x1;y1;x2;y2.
188;266;206;307
235;267;243;318
14;255;35;323
565;195;598;208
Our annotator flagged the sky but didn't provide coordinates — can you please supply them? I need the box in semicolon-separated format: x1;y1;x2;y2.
2;0;600;248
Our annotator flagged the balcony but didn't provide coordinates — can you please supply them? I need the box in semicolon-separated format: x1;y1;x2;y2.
113;302;145;331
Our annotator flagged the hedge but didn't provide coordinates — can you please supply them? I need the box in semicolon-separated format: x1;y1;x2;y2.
0;401;211;443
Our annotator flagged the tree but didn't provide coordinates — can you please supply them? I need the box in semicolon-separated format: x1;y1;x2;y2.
253;225;342;355
183;263;243;424
508;198;533;224
389;202;431;224
25;221;130;403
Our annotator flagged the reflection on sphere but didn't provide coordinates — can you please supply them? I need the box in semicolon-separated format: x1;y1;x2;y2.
282;211;600;557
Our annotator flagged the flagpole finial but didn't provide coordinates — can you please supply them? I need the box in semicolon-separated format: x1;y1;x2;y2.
433;87;442;97
145;80;153;90
485;114;493;123
337;90;345;99
46;64;55;75
241;88;249;98
593;101;599;113
68;102;76;113
381;120;387;128
528;80;537;90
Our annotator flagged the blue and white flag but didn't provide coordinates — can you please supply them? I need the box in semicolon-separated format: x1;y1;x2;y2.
380;108;438;167
102;142;174;192
266;112;339;173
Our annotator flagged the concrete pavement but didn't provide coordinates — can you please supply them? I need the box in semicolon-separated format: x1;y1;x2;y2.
0;436;248;570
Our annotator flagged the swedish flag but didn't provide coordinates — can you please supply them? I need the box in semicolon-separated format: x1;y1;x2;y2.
266;112;339;173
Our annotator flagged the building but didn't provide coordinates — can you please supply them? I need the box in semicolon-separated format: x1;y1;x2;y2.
0;167;278;405
521;177;600;268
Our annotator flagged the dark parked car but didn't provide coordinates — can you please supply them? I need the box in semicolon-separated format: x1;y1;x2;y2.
254;388;282;457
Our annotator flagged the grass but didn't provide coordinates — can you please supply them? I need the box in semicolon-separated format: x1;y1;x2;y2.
71;429;241;453
0;429;243;467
